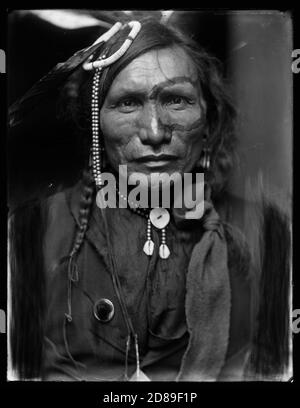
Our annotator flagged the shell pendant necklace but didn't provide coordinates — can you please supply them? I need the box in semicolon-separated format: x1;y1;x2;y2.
144;207;170;259
117;190;171;259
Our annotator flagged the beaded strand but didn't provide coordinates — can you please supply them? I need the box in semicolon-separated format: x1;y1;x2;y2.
91;63;105;188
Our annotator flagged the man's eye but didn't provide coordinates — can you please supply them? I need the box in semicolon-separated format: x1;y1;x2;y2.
121;99;136;107
117;98;140;112
164;95;189;109
170;96;184;104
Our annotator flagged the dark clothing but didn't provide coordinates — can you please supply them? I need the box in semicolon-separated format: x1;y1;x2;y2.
41;181;251;381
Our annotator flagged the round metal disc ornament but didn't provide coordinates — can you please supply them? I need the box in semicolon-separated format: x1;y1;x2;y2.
149;208;170;229
93;298;115;323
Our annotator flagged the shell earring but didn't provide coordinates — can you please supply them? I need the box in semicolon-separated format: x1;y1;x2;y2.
199;137;211;170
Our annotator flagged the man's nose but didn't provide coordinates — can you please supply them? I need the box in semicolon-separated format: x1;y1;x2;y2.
138;104;171;145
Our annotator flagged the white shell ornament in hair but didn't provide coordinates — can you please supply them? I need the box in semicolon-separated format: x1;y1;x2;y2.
83;21;142;71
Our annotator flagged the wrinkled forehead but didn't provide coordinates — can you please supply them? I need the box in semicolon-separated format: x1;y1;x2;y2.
106;46;199;96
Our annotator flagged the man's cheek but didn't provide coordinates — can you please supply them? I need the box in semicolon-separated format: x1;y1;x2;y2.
106;122;137;142
105;146;124;169
160;110;204;134
172;129;203;155
105;139;134;165
176;136;203;165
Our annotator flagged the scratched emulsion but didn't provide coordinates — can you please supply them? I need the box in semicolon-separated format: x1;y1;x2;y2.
0;49;5;73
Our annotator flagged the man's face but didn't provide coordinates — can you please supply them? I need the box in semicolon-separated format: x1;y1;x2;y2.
100;46;206;185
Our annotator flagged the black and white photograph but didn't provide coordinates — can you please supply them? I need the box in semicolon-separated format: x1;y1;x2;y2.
6;9;293;384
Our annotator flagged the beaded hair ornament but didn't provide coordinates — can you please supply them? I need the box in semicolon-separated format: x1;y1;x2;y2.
83;20;172;260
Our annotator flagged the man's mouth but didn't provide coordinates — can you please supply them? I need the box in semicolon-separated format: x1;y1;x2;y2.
134;154;177;167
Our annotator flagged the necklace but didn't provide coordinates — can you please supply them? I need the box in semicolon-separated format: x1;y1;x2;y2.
117;190;171;259
96;188;171;259
148;207;170;259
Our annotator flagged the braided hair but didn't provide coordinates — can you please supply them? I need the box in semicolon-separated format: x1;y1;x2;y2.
64;168;95;324
70;169;94;258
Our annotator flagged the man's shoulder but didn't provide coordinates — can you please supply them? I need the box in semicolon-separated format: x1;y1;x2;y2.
9;180;82;219
216;189;290;232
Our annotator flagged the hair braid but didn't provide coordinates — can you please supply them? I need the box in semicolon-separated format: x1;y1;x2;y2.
69;168;95;259
64;168;95;324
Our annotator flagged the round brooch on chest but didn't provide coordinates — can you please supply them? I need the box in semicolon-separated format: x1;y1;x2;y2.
93;298;115;323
